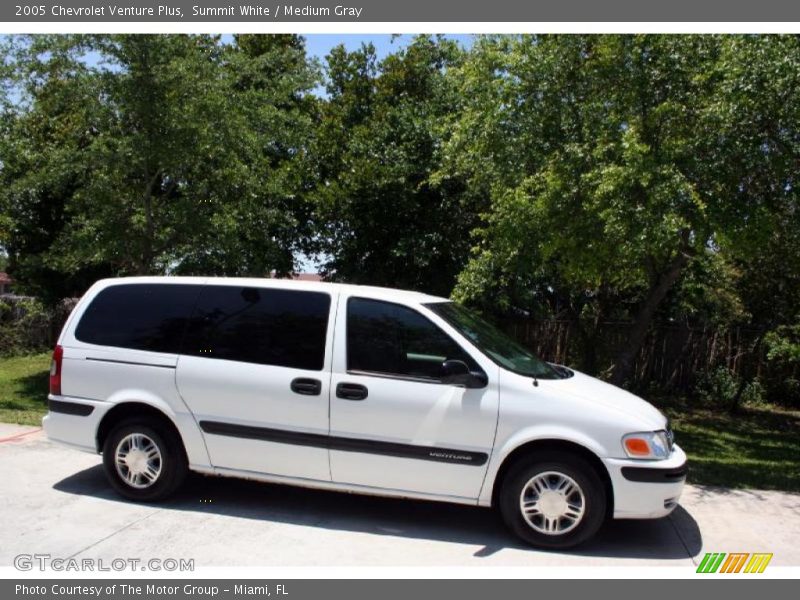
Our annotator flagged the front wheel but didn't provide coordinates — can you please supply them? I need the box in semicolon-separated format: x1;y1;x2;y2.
102;419;187;502
499;452;607;549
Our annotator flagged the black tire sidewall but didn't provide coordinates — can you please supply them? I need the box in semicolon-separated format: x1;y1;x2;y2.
102;419;186;502
499;452;607;549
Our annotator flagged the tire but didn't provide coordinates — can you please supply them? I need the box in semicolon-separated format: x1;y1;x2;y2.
498;451;607;549
102;418;187;502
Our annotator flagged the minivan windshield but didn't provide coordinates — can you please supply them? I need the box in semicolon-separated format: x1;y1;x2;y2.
425;302;565;379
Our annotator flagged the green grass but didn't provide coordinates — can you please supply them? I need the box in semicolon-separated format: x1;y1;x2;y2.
1;353;798;492
0;352;50;426
660;399;800;492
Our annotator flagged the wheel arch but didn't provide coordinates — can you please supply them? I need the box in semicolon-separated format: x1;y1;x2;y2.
489;438;614;519
96;401;184;455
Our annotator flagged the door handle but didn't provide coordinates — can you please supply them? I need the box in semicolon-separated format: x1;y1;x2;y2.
336;382;368;401
290;378;322;396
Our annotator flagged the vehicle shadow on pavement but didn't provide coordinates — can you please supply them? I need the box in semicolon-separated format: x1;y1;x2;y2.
54;465;702;561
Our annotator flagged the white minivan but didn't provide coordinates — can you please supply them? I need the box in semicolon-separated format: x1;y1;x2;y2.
44;277;686;548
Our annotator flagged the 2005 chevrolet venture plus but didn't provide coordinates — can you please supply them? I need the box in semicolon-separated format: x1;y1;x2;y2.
44;277;687;548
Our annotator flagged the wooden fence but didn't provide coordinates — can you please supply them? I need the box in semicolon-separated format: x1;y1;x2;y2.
501;318;772;393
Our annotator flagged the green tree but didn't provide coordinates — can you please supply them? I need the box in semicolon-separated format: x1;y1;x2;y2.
310;36;475;296
0;34;319;299
0;35;117;301
172;34;320;276
442;35;799;385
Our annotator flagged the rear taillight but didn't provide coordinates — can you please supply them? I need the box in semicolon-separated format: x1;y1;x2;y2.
49;344;63;396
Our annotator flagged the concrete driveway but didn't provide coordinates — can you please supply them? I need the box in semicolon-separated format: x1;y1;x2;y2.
1;423;798;567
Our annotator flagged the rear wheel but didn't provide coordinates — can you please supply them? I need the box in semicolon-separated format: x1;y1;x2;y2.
499;451;607;549
102;419;187;502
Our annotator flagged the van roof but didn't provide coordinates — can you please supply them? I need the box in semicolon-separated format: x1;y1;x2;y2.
94;276;450;305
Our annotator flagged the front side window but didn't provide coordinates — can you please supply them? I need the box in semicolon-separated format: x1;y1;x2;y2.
347;297;480;380
425;302;563;379
183;286;331;370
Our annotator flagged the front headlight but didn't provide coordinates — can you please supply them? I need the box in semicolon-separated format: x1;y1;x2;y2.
622;431;671;460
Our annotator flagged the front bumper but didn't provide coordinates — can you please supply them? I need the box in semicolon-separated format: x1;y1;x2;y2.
604;444;688;519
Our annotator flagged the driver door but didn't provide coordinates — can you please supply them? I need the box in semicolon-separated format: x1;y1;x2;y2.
328;295;499;500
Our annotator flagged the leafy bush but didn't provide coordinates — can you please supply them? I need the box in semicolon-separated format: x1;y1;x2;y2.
0;297;53;357
765;323;800;366
696;366;765;410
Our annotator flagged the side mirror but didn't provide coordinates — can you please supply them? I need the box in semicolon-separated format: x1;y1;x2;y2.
441;359;488;389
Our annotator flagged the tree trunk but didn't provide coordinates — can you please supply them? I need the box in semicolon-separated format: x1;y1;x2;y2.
611;251;690;387
580;331;599;375
574;319;601;375
137;169;161;275
561;291;606;376
728;332;766;414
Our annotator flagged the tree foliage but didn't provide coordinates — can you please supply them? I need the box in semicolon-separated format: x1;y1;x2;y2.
1;34;798;402
308;36;477;295
0;34;318;300
439;35;799;383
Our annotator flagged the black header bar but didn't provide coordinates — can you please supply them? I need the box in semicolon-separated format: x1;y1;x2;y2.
4;1;800;23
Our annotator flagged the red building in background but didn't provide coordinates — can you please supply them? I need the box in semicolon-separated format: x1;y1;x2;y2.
0;272;13;295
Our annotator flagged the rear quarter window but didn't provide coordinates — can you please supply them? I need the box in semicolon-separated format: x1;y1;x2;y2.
75;283;202;353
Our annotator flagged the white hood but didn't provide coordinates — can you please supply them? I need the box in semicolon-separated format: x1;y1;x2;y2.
550;368;667;430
